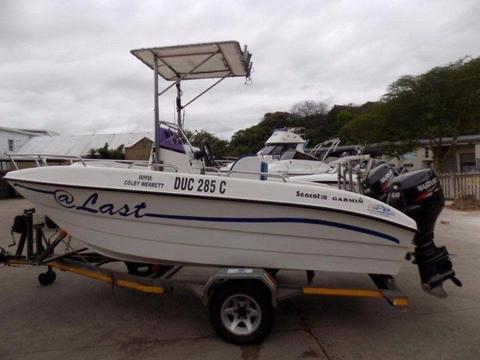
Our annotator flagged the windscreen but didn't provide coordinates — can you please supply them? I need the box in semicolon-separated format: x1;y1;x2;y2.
158;127;186;154
258;143;298;156
280;150;318;161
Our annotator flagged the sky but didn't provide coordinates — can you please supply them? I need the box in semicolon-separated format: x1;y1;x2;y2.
1;0;479;139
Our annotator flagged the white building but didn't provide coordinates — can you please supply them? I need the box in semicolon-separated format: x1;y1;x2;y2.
312;134;480;173
16;132;153;158
0;127;57;169
400;135;480;173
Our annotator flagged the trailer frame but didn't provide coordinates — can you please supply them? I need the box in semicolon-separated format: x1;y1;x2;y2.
1;208;408;344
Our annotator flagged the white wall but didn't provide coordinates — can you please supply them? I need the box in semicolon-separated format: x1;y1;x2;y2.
397;144;478;172
0;130;32;156
393;147;433;171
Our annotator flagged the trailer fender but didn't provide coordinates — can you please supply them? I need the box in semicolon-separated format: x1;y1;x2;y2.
202;268;278;307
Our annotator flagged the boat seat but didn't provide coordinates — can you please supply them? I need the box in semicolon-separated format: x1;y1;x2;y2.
228;156;268;180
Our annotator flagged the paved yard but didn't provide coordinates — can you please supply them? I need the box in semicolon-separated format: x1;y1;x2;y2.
0;198;479;359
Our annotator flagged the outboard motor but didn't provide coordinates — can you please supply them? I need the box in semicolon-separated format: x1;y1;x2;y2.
387;169;461;296
362;163;396;202
363;165;461;296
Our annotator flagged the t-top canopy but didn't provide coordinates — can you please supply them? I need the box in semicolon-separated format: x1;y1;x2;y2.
131;41;252;81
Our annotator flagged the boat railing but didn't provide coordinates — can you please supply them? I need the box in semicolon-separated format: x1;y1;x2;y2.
8;154;179;172
205;166;221;174
309;138;341;160
336;156;376;194
83;159;179;172
8;154;87;169
330;154;371;165
127;162;179;172
226;170;288;183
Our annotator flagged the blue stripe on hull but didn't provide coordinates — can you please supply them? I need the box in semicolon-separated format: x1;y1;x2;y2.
143;212;400;243
13;182;401;244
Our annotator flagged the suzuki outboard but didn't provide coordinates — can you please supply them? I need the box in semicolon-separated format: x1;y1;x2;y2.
363;165;462;296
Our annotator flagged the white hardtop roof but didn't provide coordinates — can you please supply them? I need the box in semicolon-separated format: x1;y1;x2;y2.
131;41;252;80
265;129;306;145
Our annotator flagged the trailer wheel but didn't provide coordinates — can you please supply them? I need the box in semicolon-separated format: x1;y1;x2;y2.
125;262;173;278
125;262;153;276
209;281;274;345
38;270;56;286
266;269;279;278
48;270;56;283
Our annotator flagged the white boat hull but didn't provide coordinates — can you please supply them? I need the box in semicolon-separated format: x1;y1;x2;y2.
6;166;417;275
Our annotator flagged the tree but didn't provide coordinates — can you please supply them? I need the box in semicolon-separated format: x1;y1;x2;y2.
338;102;419;158
338;56;480;168
382;57;480;169
324;109;354;139
181;56;480;164
88;143;125;159
289;100;329;118
186;130;229;159
228;112;292;156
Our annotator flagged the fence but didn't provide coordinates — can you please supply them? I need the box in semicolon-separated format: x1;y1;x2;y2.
438;172;480;200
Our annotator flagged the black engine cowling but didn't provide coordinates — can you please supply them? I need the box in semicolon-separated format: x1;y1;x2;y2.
363;165;461;295
387;169;444;234
362;163;396;201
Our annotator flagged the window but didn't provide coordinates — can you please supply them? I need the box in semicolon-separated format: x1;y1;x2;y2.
460;153;476;173
280;149;318;161
8;139;15;152
257;143;297;157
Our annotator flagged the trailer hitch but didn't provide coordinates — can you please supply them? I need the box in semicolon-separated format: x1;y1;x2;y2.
2;208;70;267
0;246;8;266
9;213;28;248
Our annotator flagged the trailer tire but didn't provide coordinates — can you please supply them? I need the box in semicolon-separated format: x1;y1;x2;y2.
38;270;56;286
38;273;50;286
38;273;49;286
209;281;274;345
47;270;56;283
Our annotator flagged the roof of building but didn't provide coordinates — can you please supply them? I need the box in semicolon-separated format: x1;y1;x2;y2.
308;134;480;154
417;134;480;146
16;132;153;156
0;126;58;137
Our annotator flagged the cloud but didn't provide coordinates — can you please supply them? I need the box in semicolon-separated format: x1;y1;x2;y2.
0;0;479;139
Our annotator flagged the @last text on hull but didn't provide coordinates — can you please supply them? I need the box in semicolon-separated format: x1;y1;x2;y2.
5;166;417;276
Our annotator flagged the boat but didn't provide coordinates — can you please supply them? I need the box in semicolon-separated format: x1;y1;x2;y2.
4;41;459;290
5;162;418;275
292;154;372;188
220;127;308;172
257;127;307;160
266;137;340;176
222;129;340;175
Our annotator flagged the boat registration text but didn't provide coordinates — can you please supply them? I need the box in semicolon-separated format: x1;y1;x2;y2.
174;177;227;194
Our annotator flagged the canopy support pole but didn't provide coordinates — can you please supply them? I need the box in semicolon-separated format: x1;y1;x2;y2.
181;73;231;110
157;51;219;97
153;54;160;163
176;80;183;128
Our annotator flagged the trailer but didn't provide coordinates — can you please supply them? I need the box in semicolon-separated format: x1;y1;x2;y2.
1;208;408;345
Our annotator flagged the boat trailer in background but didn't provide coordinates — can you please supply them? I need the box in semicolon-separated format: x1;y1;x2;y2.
1;208;408;345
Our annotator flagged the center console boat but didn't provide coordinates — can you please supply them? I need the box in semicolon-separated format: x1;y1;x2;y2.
5;41;459;294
